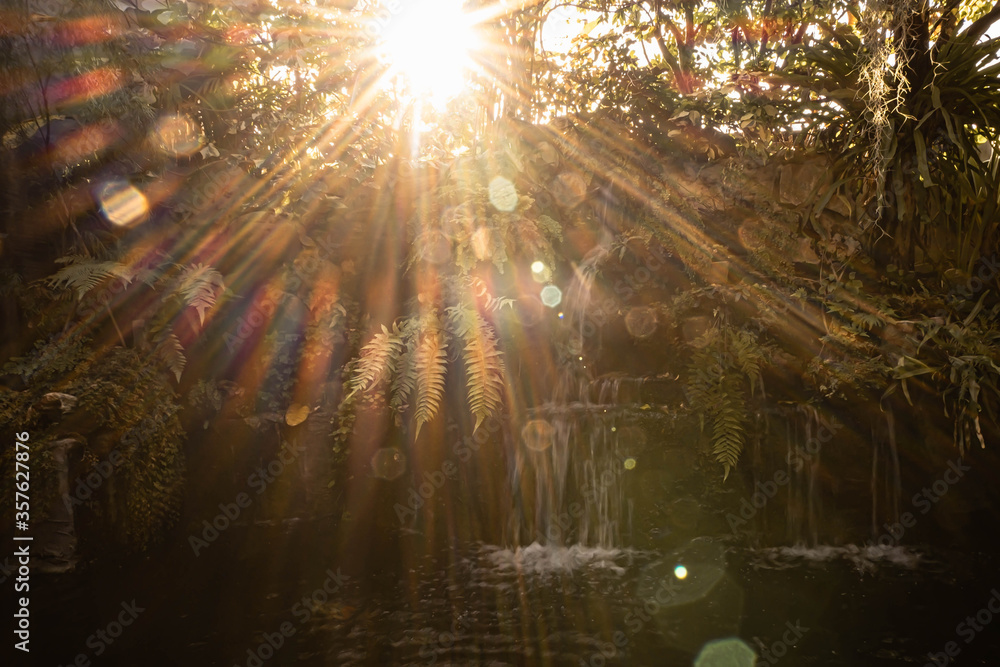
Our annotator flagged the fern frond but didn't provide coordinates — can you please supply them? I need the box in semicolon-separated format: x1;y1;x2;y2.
733;330;768;397
175;263;225;326
413;310;447;438
347;324;403;399
450;306;505;431
712;400;746;481
390;332;417;419
154;333;186;382
687;328;752;479
47;256;134;300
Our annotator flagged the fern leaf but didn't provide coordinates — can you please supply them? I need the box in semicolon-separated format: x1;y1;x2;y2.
413;311;447;438
712;405;745;480
390;336;417;419
47;256;134;300
451;306;505;431
687;330;751;479
176;263;225;326
348;324;403;399
155;333;186;382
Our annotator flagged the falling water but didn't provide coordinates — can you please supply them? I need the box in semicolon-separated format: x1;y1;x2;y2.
785;408;823;546
509;381;634;549
506;234;634;550
871;409;902;538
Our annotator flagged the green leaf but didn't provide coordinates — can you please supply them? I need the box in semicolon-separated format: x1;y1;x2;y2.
913;129;933;188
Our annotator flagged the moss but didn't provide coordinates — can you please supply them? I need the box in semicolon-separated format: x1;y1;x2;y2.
1;333;185;551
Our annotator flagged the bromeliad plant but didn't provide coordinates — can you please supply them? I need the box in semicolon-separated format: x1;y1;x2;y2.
780;2;1000;270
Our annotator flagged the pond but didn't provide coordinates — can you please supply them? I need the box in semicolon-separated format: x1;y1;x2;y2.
29;515;1000;666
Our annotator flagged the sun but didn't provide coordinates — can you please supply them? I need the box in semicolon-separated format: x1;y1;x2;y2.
376;0;481;105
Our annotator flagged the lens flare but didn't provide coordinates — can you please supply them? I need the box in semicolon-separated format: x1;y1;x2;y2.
377;0;481;106
96;180;147;227
521;419;555;452
625;306;658;339
540;285;562;308
152;113;203;157
488;176;518;212
694;638;756;666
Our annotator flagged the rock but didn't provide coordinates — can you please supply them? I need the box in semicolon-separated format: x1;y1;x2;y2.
551;170;588;208
27;392;77;422
826;191;852;218
709;260;730;285
34;438;82;573
779;160;829;207
793;237;820;264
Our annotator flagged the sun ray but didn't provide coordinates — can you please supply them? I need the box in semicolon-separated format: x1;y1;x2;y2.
374;0;484;107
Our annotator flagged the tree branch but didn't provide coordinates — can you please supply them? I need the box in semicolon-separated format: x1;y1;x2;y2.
966;0;1000;44
652;0;685;87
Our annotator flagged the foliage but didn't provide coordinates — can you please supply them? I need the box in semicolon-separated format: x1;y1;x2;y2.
43;253;225;382
3;0;1000;498
685;324;770;479
779;5;1000;269
888;299;1000;454
1;334;184;551
673;288;772;479
46;256;136;300
344;296;509;436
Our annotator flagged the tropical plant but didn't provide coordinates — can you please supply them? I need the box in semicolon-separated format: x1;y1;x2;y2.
888;297;1000;454
780;2;1000;269
684;317;772;479
1;334;185;550
44;253;225;381
344;293;510;437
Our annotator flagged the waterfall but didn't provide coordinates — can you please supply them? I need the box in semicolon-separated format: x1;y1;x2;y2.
509;379;632;549
506;234;632;549
871;409;902;539
564;235;612;346
785;408;823;546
